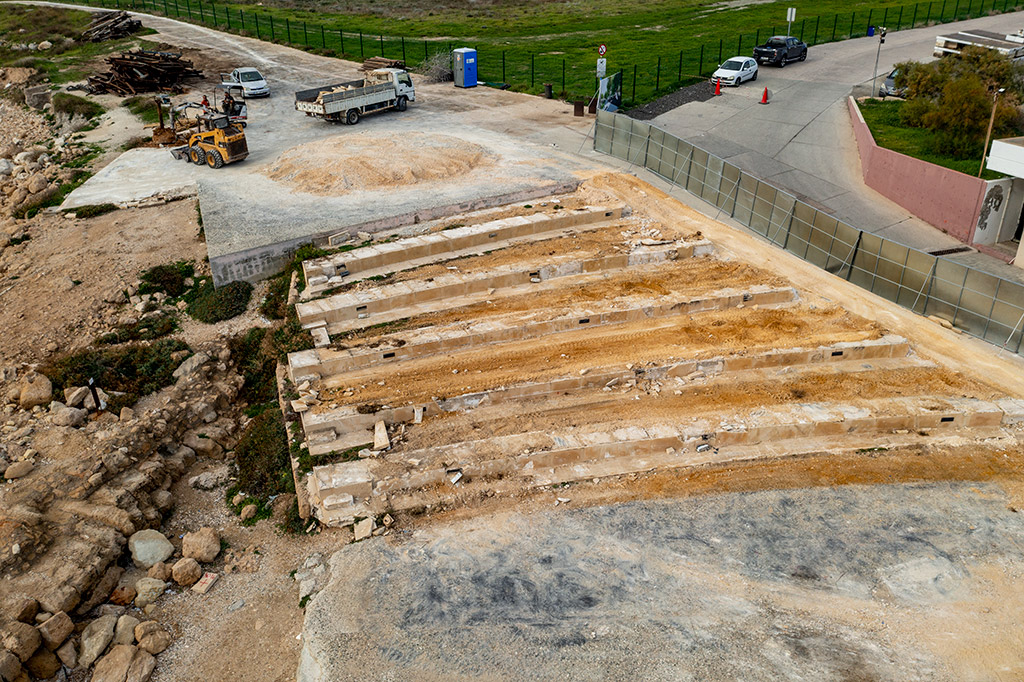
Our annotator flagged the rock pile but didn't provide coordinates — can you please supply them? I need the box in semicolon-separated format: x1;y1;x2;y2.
0;142;66;219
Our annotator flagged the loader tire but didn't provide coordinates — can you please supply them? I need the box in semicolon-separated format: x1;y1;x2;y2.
206;150;224;169
189;146;205;165
346;109;360;125
397;96;408;112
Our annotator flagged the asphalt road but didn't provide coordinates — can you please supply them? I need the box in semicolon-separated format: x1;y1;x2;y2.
650;12;1024;282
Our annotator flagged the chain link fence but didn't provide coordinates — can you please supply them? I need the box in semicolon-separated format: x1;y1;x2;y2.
595;111;1024;355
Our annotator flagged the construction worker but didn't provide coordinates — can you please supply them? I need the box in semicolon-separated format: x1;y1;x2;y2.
200;94;210;109
222;92;235;115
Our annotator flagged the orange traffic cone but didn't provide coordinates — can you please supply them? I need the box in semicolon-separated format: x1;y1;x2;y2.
714;79;722;96
759;87;769;104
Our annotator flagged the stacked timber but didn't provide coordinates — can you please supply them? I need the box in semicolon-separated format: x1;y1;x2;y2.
82;11;142;41
88;50;203;96
361;56;405;71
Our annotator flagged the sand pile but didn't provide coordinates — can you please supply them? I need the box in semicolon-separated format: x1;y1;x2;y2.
263;132;493;195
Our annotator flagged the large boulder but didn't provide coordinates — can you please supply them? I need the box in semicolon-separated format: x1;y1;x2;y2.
79;614;117;668
4;460;33;479
18;372;52;409
182;527;220;563
91;644;136;682
0;649;23;681
52;405;88;427
24;647;60;679
1;620;40;661
113;615;140;645
25;174;47;194
133;578;166;609
126;648;156;682
127;529;173;568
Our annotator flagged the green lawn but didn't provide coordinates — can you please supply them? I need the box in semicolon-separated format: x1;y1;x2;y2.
859;98;1003;179
40;0;1022;104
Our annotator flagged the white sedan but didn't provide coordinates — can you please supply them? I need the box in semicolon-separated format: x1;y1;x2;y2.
712;57;758;86
222;67;270;98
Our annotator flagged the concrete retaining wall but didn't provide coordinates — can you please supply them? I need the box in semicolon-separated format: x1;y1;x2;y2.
848;97;986;245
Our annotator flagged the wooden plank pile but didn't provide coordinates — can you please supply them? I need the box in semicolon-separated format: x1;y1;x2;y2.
88;50;203;96
361;56;405;72
82;11;142;42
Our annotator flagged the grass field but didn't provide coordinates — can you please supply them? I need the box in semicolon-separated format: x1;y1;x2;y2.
34;0;1024;102
859;98;1004;178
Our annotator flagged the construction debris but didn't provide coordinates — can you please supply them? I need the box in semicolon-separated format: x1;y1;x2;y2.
82;11;142;42
361;56;405;72
88;50;203;96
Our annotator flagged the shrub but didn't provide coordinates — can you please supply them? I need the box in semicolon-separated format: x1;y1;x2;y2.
122;96;161;125
186;279;253;323
228;327;278;405
52;93;104;119
260;274;289;320
139;261;194;297
68;203;118;219
97;316;177;344
41;338;189;412
233;408;293;499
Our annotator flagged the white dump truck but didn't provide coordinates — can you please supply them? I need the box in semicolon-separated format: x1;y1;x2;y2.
294;68;415;124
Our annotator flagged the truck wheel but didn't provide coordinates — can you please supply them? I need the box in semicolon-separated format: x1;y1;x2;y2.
779;57;786;68
206;150;224;169
346;109;360;125
397;96;408;112
189;146;205;165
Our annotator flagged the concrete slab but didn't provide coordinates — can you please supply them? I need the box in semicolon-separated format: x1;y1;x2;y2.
62;149;197;208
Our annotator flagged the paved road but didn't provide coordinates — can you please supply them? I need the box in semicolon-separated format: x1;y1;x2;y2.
651;12;1024;283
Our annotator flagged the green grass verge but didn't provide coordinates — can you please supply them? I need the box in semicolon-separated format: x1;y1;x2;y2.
859;99;1003;179
52;92;104;119
41;0;1024;105
122;95;162;125
233;408;294;499
65;202;118;219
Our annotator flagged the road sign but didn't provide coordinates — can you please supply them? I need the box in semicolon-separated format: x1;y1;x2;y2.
597;58;607;78
598;44;607;56
786;7;796;22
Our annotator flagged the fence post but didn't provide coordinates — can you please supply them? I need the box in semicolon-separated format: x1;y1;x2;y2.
286;18;291;44
698;44;704;77
953;0;959;19
813;16;819;43
832;14;837;40
425;40;428;61
255;13;259;38
849;13;855;37
340;30;345;55
402;37;406;63
225;7;230;29
677;50;682;83
718;38;722;65
321;25;325;48
502;51;506;83
897;6;903;29
882;7;888;26
197;2;202;23
911;3;918;26
656;56;661;91
866;9;872;34
184;0;190;20
303;22;308;46
844;232;863;281
737;34;742;55
632;64;637;104
359;32;364;58
799;18;805;40
380;34;384;55
531;53;535;87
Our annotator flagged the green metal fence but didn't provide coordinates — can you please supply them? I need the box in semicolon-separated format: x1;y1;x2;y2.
58;0;1024;105
594;111;1024;354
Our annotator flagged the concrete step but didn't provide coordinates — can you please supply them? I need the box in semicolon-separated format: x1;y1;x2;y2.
303;204;627;298
288;285;798;383
298;335;913;439
307;428;374;457
295;238;714;337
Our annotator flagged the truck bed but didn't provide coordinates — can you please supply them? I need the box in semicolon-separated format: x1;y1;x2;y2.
295;78;365;104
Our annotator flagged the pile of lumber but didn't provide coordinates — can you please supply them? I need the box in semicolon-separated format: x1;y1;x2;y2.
82;11;142;42
361;56;405;71
87;50;203;96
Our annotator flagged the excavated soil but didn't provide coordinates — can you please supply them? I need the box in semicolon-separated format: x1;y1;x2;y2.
263;132;493;195
319;306;883;402
331;257;792;345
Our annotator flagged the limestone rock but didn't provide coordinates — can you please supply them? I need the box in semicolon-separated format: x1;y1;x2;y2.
128;529;173;568
24;647;60;679
8;598;38;624
18;372;52;409
109;584;137;607
146;562;170;582
151;490;173;512
182;527;220;562
1;621;40;662
188;466;229;490
171;557;201;586
91;644;136;682
133;622;170;655
78;614;117;668
52;405;88;427
0;649;23;681
25;174;47;194
126;648;156;682
353;517;375;542
133;579;166;609
23;647;59;675
172;352;208;380
55;639;77;669
183;431;223;458
114;615;140;645
36;610;72;649
240;504;257;522
4;460;33;480
64;386;89;407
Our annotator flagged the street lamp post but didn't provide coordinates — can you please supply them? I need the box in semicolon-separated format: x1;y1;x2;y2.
871;27;888;97
979;87;1007;178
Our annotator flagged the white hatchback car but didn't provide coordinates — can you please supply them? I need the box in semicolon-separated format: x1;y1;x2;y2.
712;57;758;86
222;67;270;98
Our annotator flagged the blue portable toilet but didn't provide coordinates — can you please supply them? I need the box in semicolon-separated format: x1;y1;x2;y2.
454;48;477;88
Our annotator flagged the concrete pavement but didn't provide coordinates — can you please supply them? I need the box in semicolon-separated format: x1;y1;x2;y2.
652;11;1024;283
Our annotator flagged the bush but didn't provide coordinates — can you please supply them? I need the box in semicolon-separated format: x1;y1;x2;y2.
139;261;194;297
41;338;190;412
97;316;177;344
122;96;161;125
228;327;278;406
233;409;293;499
52;93;104;119
260;275;289;320
186;279;253;323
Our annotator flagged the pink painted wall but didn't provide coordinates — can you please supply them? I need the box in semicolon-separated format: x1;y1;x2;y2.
847;97;987;245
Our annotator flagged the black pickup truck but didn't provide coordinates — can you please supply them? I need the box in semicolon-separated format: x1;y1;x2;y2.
753;36;808;67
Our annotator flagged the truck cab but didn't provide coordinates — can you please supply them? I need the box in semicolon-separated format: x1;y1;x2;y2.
372;68;416;103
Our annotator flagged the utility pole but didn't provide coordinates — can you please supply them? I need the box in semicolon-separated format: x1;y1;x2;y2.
979;87;1006;177
871;27;888;97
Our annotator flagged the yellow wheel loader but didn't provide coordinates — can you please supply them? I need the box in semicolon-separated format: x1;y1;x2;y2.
169;112;248;168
